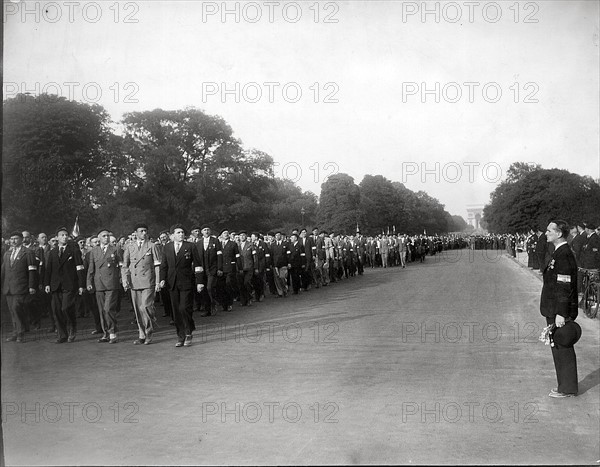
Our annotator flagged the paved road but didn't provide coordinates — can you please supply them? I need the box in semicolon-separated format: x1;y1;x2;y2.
2;249;599;465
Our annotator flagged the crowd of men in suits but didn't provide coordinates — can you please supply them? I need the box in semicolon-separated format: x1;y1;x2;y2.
1;224;467;347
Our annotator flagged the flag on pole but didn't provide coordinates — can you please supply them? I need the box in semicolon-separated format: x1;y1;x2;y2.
393;225;396;234
423;229;427;235
72;215;80;238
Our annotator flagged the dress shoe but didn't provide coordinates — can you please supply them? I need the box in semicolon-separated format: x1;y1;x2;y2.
550;388;559;394
91;330;101;335
109;337;119;344
144;335;153;345
98;337;110;343
67;335;76;343
133;338;145;345
175;340;184;347
55;338;68;344
549;391;576;398
6;336;17;342
129;320;137;325
183;335;193;347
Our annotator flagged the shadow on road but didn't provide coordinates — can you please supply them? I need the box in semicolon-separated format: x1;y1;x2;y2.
578;367;600;395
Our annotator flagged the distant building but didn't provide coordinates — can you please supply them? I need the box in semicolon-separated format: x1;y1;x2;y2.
466;205;484;230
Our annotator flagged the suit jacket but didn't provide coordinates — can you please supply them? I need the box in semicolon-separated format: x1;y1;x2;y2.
570;232;586;265
540;243;578;320
121;240;162;290
254;240;269;272
271;240;290;268
195;236;223;277
536;234;553;271
300;236;316;263
45;243;85;292
1;247;38;295
159;241;199;291
238;241;257;272
581;232;600;269
87;245;123;291
220;239;240;274
288;241;305;268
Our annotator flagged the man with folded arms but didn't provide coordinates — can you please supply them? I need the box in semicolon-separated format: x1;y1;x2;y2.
87;229;123;344
121;223;161;345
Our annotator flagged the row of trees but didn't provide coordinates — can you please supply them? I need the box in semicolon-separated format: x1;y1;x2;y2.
482;162;600;233
3;94;465;237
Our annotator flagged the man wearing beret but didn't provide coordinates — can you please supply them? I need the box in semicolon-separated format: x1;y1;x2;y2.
218;229;241;311
2;231;38;343
237;231;258;306
44;227;85;343
540;219;580;398
87;229;123;344
121;223;162;345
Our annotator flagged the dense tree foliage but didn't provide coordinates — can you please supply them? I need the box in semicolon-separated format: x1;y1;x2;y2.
318;174;462;235
483;163;600;233
3;94;468;237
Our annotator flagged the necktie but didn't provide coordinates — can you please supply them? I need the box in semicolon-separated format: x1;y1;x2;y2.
59;246;64;258
138;241;142;250
102;246;107;255
175;243;180;254
10;248;18;266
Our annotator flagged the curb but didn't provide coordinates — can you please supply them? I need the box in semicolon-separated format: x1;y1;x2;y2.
504;251;543;282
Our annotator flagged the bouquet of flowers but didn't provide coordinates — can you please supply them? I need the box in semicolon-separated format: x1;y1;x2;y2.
539;323;555;347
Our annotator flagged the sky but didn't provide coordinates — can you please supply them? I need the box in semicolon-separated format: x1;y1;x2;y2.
4;0;599;220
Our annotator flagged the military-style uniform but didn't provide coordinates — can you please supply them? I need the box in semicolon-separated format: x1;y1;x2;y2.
87;244;123;341
121;239;162;342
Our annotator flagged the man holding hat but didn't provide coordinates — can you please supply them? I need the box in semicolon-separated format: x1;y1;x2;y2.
44;227;85;343
2;231;38;343
121;223;162;345
540;219;580;398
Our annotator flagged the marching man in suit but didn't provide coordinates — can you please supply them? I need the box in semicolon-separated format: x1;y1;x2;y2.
237;231;258;307
121;223;162;345
44;227;85;343
195;225;223;316
87;229;123;344
2;231;38;343
159;224;202;347
540;219;580;398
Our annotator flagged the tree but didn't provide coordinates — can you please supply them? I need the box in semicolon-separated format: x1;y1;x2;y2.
483;167;600;233
3;93;113;232
317;173;361;234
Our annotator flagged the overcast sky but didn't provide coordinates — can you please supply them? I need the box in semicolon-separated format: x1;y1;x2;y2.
4;0;599;219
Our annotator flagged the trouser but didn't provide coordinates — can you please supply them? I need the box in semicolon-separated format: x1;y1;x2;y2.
381;253;388;268
160;287;173;318
314;259;324;286
400;251;406;267
199;274;219;311
5;294;28;337
252;271;265;299
273;266;288;296
87;291;102;332
301;264;312;289
546;317;578;394
322;260;330;285
170;288;195;340
25;292;42;327
266;268;278;295
238;270;254;305
131;288;157;339
217;272;237;309
51;290;77;340
290;266;302;293
95;289;119;337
